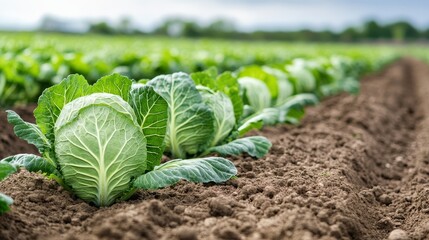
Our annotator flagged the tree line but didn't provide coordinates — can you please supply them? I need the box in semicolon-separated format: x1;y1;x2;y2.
42;17;429;42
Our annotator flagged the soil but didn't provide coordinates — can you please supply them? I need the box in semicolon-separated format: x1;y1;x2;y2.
1;58;429;240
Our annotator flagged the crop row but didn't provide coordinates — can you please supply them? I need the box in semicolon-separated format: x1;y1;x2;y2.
0;41;288;106
0;34;399;106
0;54;396;213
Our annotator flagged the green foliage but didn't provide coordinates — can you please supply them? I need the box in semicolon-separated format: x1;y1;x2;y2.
198;87;236;147
92;73;132;101
0;163;16;214
190;70;271;158
34;74;92;142
238;65;279;99
55;104;147;206
129;85;169;170
6;110;51;154
286;60;317;93
0;162;16;181
0;36;401;212
0;33;401;107
2;154;57;175
147;73;215;159
208;136;272;159
1;74;237;208
0;193;13;214
239;77;271;113
134;157;237;190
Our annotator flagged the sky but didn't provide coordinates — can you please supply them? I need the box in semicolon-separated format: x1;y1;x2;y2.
0;0;428;31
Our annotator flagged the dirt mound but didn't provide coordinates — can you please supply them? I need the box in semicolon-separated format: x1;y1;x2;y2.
1;59;429;240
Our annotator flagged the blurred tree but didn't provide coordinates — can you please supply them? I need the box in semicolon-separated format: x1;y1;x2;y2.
203;19;236;38
340;27;360;42
207;19;235;32
182;21;202;37
153;18;202;37
319;30;337;41
363;20;384;39
84;17;425;42
89;21;116;35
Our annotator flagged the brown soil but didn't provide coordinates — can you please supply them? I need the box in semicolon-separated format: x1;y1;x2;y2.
1;58;429;240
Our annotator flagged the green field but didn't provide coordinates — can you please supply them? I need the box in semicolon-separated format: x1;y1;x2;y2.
0;32;424;212
1;32;419;106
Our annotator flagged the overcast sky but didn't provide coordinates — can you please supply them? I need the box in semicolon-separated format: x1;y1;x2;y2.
0;0;428;31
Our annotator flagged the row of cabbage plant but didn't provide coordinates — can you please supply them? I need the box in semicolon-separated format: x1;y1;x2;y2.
0;54;395;213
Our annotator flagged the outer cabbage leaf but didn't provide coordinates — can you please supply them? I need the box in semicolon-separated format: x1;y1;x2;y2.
198;87;236;147
208;136;271;158
0;162;16;181
0;162;16;215
0;74;7;106
240;94;318;131
238;65;279;99
55;105;147;207
1;154;57;175
242;105;255;119
283;108;305;125
34;74;91;142
6;110;51;154
262;66;293;106
341;77;360;94
277;94;319;112
237;120;263;136
191;71;243;124
129;85;168;170
286;60;316;93
276;78;294;106
190;71;217;90
238;77;271;113
216;72;243;123
92;74;132;101
239;108;282;135
147;73;214;158
133;157;237;190
0;193;13;215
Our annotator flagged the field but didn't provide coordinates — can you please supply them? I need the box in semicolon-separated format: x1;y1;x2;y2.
1;34;429;240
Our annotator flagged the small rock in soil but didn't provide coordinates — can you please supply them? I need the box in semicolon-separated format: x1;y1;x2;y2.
209;197;234;216
378;194;393;205
376;217;395;231
387;229;408;240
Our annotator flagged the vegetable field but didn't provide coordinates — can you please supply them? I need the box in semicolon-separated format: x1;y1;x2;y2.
1;34;429;240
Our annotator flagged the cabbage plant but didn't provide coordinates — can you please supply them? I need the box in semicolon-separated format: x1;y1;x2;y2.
237;65;319;131
192;70;271;158
285;59;317;93
0;74;237;208
137;70;272;160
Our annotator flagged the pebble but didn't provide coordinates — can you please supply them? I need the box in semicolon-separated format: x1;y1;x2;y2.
387;229;408;240
379;194;393;205
204;217;217;227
